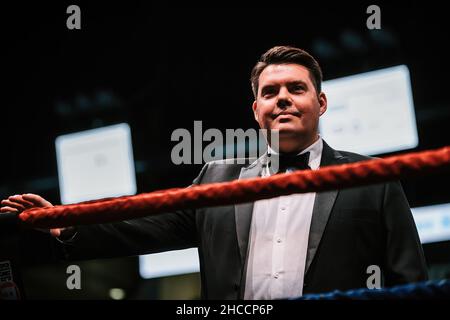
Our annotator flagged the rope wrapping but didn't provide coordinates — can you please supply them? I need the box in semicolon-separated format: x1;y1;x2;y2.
18;146;450;229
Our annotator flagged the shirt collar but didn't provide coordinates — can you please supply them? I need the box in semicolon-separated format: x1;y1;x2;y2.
267;135;323;171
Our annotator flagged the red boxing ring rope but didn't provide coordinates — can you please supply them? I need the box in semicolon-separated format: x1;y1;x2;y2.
18;146;450;229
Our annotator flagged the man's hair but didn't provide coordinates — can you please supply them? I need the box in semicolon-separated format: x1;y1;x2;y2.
250;46;323;99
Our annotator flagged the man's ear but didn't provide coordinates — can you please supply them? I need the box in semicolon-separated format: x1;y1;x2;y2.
252;100;259;122
318;92;327;116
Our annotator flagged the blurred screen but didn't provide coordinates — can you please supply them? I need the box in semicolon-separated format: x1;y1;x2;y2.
55;123;137;204
139;248;200;279
412;203;450;244
56;123;199;279
319;65;419;156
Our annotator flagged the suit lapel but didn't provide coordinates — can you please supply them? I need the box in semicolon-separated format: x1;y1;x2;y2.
304;141;349;275
233;142;348;275
234;154;266;263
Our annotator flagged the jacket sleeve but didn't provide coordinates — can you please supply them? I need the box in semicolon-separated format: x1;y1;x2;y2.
20;163;210;263
382;181;428;286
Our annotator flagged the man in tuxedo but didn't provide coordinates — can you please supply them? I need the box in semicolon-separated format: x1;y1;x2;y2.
1;46;427;299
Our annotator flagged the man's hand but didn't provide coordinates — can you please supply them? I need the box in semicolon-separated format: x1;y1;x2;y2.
1;193;64;237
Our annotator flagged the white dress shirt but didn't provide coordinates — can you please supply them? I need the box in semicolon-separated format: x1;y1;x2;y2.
244;136;323;300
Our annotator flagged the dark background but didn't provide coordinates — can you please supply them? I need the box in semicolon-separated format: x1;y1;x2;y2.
1;1;449;299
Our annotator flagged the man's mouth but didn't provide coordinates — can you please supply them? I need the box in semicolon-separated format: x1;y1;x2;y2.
272;111;301;119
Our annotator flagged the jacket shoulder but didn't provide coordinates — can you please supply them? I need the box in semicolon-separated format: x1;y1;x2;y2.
337;150;377;163
207;157;257;166
194;157;257;184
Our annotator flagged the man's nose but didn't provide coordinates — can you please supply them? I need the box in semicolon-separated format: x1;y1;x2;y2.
277;87;292;109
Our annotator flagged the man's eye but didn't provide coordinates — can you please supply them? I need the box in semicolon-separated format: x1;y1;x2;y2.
262;89;276;97
292;85;305;92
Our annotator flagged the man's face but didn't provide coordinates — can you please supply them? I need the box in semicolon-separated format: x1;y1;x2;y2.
253;63;327;153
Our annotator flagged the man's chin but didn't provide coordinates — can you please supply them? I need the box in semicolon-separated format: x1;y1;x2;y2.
277;142;305;154
275;126;304;136
270;128;313;153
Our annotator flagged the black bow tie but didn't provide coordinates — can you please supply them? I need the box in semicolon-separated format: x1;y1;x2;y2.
269;152;311;173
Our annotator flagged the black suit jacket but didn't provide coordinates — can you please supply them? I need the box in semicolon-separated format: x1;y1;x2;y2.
23;141;428;299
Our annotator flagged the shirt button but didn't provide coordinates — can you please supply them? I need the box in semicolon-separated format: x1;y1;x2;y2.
274;273;279;279
281;207;286;211
277;238;282;243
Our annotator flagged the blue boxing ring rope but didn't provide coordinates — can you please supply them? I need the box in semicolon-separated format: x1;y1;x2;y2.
297;280;450;300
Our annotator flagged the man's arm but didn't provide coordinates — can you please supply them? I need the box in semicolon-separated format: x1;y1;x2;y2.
4;163;211;263
59;208;198;261
60;162;211;261
382;181;428;286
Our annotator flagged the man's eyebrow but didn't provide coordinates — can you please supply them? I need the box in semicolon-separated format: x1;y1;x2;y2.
288;80;308;86
260;80;309;93
260;84;278;92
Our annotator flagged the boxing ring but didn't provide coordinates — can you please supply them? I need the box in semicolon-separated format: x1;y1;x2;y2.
2;146;450;299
